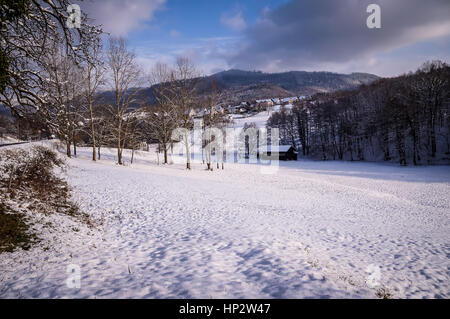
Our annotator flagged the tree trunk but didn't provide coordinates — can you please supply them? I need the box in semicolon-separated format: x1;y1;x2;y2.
162;140;168;164
66;141;72;158
117;143;122;164
87;68;96;161
395;126;407;166
117;125;122;165
116;79;123;165
410;122;419;166
89;105;96;161
428;109;436;158
156;147;160;165
185;133;191;170
163;120;168;164
92;144;96;161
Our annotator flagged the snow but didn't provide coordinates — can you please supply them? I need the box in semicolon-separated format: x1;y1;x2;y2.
231;110;275;129
0;135;23;145
0;143;449;299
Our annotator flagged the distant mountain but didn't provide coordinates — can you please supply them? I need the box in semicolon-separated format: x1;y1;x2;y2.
96;69;379;108
207;70;379;103
218;83;294;104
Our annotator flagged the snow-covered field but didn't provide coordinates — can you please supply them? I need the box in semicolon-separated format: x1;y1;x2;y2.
0;143;449;299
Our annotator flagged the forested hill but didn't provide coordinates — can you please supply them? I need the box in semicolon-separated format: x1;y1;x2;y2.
267;61;450;165
211;69;379;97
97;69;379;107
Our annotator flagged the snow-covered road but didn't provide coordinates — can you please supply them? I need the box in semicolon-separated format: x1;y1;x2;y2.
1;147;449;298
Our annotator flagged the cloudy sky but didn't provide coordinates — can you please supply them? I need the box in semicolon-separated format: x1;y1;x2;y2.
79;0;450;77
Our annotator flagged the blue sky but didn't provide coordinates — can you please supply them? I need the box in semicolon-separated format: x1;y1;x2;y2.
82;0;450;77
127;0;289;40
123;0;291;74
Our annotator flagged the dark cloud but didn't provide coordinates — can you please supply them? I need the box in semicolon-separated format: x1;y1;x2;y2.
228;0;450;72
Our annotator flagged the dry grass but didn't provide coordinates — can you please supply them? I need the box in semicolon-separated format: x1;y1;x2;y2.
0;146;90;253
0;202;38;253
375;287;393;299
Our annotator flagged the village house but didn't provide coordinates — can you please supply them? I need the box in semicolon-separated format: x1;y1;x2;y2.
258;145;298;161
271;98;281;105
255;99;274;111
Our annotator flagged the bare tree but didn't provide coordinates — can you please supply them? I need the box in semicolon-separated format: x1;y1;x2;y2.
201;79;229;170
40;40;84;157
106;38;142;165
172;57;201;170
93;104;113;160
146;63;178;164
82;36;105;161
0;0;103;118
413;61;448;159
124;111;146;165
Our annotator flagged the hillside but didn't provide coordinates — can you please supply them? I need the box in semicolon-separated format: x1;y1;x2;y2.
211;70;379;97
97;69;379;108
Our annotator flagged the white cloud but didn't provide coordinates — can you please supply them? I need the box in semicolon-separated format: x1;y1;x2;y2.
221;11;247;31
80;0;166;37
133;37;239;76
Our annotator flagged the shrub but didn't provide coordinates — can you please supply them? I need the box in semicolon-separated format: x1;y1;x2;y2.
0;201;38;253
0;145;65;193
0;146;89;253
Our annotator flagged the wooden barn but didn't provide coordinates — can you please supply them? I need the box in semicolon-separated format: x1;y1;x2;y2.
258;145;298;161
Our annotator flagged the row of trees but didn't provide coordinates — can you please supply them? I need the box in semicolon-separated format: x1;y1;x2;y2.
267;61;450;165
146;66;232;169
1;1;230;170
